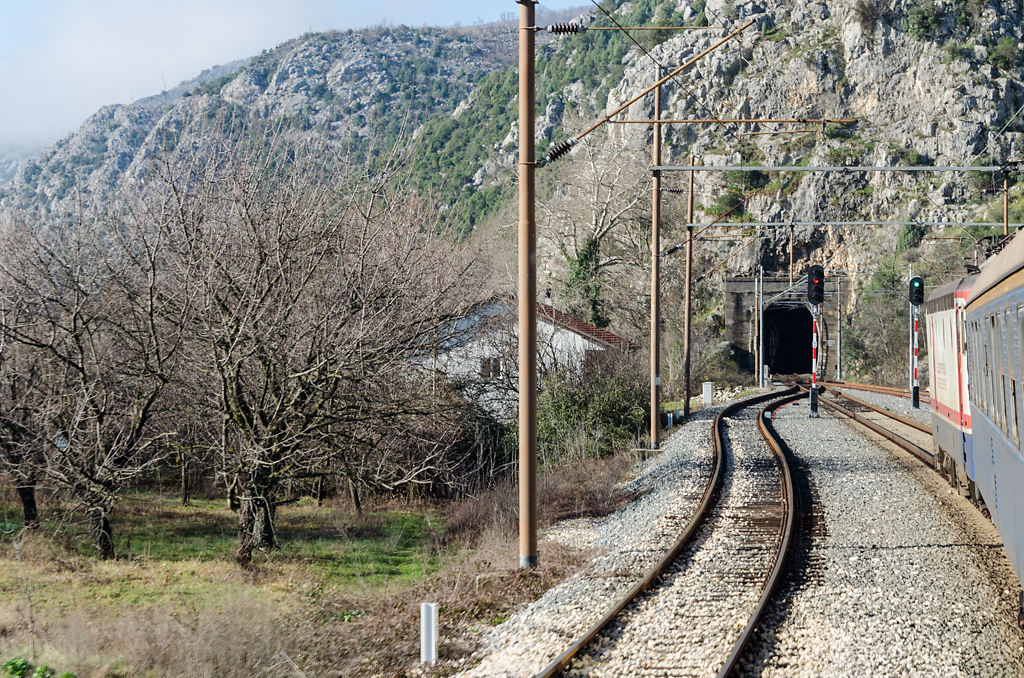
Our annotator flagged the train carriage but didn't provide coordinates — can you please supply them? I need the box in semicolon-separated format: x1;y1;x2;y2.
965;231;1024;592
924;275;975;495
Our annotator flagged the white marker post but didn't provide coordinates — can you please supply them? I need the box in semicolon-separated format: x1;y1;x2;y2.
703;381;714;407
421;602;438;665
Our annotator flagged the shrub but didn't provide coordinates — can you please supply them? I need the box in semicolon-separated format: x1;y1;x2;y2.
853;0;883;32
893;147;932;166
1;658;73;678
537;352;647;464
3;658;31;678
989;36;1019;71
707;188;748;218
943;42;971;63
896;222;929;252
906;2;940;40
966;155;997;195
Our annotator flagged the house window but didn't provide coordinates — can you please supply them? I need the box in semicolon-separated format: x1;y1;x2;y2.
479;357;502;381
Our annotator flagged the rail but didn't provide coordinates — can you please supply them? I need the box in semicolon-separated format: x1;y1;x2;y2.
823;380;931;405
537;387;797;677
815;388;934;466
827;389;931;434
716;391;803;677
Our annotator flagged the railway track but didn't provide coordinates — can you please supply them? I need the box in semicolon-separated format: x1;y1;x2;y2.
822;380;930;405
537;389;800;677
817;386;935;467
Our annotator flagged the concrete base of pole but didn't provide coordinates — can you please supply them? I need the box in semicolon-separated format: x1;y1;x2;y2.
809;386;820;418
519;555;538;568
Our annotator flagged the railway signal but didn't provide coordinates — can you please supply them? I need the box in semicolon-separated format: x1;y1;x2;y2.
807;265;825;305
909;275;923;408
909;276;924;306
806;265;823;417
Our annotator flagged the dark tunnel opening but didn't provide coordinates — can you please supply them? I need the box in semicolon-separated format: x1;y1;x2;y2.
764;306;813;375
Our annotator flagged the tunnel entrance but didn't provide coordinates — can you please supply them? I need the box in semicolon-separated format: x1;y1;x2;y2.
764;306;813;375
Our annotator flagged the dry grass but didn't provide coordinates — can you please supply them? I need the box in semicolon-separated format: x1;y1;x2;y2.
445;450;639;543
0;449;638;676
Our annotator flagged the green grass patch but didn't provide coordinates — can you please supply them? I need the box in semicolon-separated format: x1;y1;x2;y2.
113;493;443;585
0;490;446;615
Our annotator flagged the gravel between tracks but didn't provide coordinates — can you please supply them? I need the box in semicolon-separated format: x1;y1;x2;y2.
563;401;784;677
740;402;1024;678
831;386;931;428
452;406;724;677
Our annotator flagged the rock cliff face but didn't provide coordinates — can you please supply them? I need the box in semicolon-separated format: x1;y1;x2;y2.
544;0;1024;306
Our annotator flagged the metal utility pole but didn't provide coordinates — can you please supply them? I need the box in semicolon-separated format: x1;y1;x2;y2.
682;158;695;418
650;69;662;450
517;0;537;569
758;266;765;388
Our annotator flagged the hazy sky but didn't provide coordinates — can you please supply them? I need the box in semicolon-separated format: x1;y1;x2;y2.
0;1;588;152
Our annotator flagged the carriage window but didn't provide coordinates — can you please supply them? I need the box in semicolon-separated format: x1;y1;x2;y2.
987;315;995;421
1012;378;1020;446
972;321;983;415
978;321;988;416
969;322;979;413
1005;309;1014;436
1019;307;1024;445
989;316;997;420
1002;374;1011;436
997;314;1004;434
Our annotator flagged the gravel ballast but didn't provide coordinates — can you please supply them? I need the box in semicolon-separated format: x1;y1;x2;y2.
563;400;785;677
453;407;723;677
741;401;1024;677
829;386;932;428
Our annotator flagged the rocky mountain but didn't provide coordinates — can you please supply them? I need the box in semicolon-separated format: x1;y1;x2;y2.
0;147;35;187
518;0;1024;326
0;24;524;217
3;0;1023;377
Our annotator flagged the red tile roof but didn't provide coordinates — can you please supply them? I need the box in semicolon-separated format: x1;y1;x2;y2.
536;303;641;352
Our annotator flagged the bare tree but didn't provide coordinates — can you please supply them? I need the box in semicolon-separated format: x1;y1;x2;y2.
0;334;46;528
0;201;193;557
539;132;651;329
155;132;485;564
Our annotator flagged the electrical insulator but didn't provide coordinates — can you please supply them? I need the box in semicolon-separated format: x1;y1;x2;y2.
807;265;825;305
909;276;924;306
537;138;576;167
547;23;586;34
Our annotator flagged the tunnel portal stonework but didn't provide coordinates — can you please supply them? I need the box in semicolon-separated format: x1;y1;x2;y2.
724;275;841;380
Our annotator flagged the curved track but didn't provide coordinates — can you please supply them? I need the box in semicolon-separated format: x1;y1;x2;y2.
538;389;799;677
822;380;930;405
816;386;935;467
